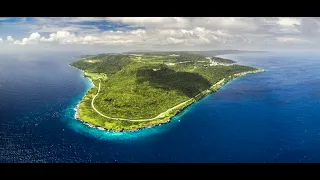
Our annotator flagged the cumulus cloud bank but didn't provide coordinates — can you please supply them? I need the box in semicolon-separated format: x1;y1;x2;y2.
1;17;320;51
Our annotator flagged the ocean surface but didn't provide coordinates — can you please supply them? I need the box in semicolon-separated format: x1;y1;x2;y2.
1;50;320;162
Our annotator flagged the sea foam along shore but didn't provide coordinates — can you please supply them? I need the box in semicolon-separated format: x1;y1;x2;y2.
73;70;101;130
74;68;266;133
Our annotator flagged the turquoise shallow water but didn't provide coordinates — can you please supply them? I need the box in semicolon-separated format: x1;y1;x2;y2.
1;51;320;162
63;70;196;141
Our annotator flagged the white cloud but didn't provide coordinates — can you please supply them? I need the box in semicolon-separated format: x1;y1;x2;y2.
29;32;41;41
29;24;101;34
2;17;320;50
13;32;41;45
34;17;107;23
278;17;301;26
0;37;2;43
106;17;191;29
276;37;310;43
105;17;259;32
13;28;231;46
7;36;14;42
67;17;108;22
205;17;258;31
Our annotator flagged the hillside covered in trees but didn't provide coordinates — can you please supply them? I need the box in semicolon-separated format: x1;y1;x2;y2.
71;52;262;131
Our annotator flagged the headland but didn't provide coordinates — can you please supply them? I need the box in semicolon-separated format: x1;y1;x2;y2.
70;51;265;132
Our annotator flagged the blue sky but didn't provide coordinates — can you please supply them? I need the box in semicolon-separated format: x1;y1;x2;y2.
0;17;139;38
0;17;319;53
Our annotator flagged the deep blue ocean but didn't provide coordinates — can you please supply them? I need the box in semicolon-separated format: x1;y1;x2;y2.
1;50;320;163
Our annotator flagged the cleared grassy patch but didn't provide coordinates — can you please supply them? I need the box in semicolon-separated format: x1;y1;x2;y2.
84;72;107;81
84;59;102;63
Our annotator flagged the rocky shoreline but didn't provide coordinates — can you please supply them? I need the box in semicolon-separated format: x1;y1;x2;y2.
74;99;169;132
73;68;265;133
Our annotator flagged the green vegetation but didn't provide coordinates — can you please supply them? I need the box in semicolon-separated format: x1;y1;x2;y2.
70;52;263;132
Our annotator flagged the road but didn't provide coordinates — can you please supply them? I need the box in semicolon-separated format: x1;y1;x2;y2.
91;78;225;122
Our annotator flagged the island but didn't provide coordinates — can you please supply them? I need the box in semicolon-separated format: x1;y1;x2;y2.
70;51;265;132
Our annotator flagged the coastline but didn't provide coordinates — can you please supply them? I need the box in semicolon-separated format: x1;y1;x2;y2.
73;70;99;129
73;66;265;133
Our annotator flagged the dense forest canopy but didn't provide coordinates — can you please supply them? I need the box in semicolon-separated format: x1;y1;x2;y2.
71;52;259;131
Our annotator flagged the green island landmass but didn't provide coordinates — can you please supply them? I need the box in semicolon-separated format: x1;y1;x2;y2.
70;51;265;132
